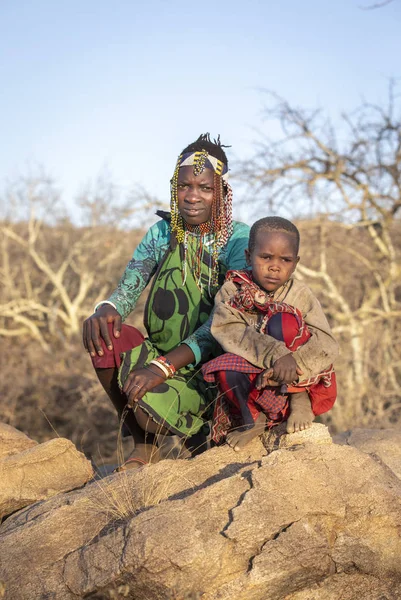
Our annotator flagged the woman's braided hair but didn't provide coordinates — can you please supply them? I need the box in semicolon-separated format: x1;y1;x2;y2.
171;133;233;241
182;133;229;163
170;134;233;288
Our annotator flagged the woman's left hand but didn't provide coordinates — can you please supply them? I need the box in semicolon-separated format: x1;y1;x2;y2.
123;366;166;405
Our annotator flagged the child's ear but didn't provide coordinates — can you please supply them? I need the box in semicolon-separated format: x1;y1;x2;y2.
245;248;251;266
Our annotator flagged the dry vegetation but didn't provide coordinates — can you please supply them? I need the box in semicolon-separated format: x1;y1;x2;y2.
0;179;149;463
1;90;400;460
238;85;401;431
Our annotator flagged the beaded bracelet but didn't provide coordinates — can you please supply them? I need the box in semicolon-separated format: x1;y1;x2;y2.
155;355;177;377
94;300;117;313
149;359;171;379
149;356;176;379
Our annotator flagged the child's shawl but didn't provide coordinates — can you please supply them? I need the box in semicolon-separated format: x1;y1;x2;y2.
225;270;306;344
226;269;292;312
223;269;334;388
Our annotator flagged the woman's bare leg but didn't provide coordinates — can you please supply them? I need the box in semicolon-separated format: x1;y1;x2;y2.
96;367;170;467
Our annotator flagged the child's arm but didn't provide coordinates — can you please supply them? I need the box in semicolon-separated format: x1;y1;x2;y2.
212;280;338;383
212;282;292;370
289;286;339;380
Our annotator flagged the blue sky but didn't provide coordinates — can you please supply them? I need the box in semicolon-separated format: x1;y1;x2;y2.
0;0;400;224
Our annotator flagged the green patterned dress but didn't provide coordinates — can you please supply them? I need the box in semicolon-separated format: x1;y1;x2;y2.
109;213;249;437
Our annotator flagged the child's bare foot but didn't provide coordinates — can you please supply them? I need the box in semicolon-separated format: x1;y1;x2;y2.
286;392;314;434
226;413;267;452
117;443;160;471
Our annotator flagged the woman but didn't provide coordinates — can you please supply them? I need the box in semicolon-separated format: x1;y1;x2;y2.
83;134;249;467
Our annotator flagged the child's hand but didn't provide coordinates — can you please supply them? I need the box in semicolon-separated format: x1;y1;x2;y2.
255;368;275;390
272;355;303;384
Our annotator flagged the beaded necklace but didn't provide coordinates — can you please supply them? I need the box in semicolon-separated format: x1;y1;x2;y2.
182;222;214;292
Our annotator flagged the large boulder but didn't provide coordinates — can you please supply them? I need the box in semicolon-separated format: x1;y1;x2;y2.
334;427;401;480
0;422;37;459
0;436;94;519
1;436;401;600
262;421;332;452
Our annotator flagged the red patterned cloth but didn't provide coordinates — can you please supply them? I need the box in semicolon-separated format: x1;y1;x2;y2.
202;285;337;443
203;353;337;443
205;360;289;443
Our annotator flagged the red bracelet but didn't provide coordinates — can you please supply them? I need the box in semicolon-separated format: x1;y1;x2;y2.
155;355;176;377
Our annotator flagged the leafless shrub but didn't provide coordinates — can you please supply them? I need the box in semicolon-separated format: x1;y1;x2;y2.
237;85;401;430
0;173;152;461
0;175;148;345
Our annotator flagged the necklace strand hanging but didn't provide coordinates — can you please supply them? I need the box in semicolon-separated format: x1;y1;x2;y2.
183;222;215;293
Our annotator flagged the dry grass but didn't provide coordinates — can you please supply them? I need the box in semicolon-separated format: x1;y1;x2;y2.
85;409;200;523
89;585;203;599
83;382;222;524
87;465;179;522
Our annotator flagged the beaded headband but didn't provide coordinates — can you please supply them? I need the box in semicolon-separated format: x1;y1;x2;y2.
178;151;229;181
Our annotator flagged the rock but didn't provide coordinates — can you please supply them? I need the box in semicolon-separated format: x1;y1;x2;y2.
262;421;332;453
334;427;401;480
212;444;401;600
0;440;264;599
1;439;401;599
285;572;401;599
0;437;94;519
0;423;37;460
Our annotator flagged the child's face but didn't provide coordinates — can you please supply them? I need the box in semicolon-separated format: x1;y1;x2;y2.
245;230;299;293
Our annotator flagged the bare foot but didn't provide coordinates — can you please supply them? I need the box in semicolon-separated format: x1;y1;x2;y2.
286;392;314;434
226;413;267;452
117;443;160;471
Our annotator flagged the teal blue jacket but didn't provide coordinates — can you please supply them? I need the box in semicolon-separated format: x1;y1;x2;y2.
107;218;250;365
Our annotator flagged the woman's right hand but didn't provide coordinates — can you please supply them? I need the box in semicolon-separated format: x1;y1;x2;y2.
82;304;122;357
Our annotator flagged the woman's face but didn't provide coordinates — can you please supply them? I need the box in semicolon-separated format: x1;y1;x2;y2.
177;166;215;225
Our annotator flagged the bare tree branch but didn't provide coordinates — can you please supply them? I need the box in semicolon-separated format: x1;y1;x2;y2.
237;87;401;429
360;0;395;10
0;176;144;344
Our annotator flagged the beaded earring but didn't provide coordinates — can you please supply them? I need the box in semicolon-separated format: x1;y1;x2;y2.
170;153;185;244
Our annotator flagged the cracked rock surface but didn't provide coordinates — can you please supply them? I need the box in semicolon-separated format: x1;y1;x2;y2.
0;428;93;520
1;436;401;599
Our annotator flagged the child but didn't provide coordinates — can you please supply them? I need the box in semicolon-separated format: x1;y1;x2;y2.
202;216;338;451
